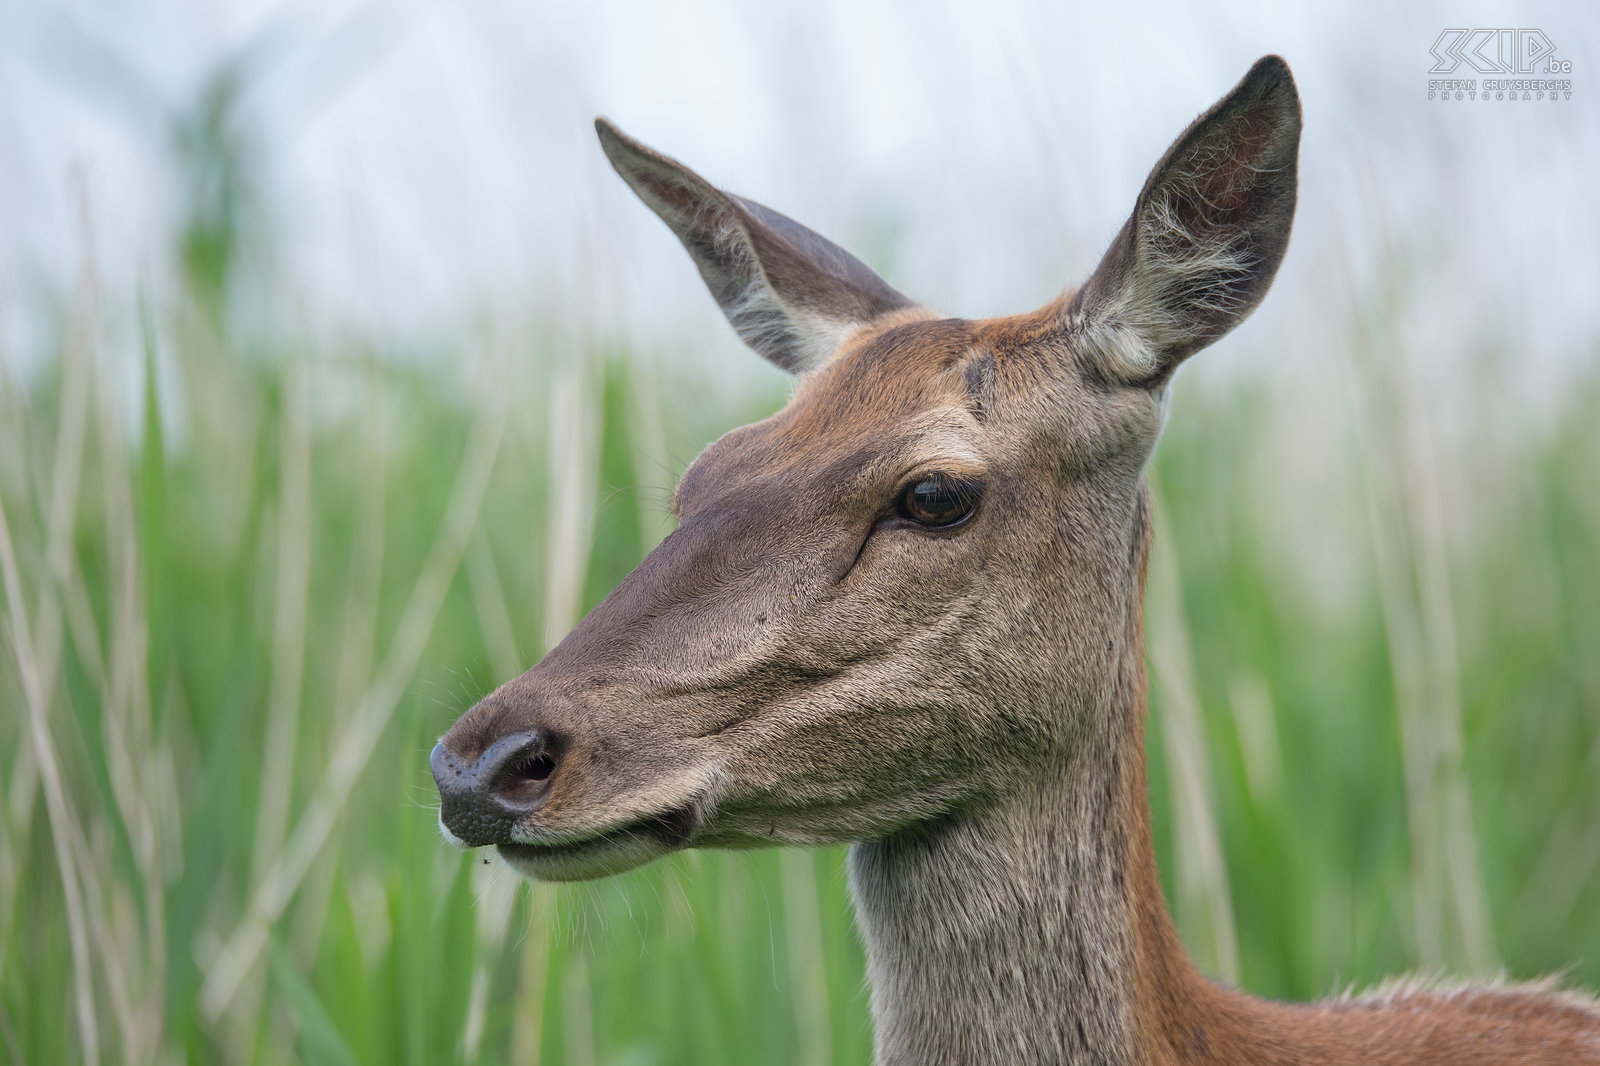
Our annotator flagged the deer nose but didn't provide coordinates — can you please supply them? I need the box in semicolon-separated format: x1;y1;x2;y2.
430;730;557;847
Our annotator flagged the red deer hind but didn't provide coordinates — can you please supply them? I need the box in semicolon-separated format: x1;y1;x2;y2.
430;56;1600;1064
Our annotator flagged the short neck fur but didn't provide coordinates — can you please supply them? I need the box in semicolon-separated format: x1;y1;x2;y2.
846;484;1217;1066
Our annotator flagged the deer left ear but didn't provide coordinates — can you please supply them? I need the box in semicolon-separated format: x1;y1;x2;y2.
596;119;915;375
1072;55;1302;386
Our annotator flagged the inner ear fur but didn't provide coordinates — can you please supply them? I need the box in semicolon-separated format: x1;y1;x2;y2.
1072;55;1302;386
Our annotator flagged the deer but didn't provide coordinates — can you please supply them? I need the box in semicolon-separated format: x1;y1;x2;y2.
429;56;1600;1064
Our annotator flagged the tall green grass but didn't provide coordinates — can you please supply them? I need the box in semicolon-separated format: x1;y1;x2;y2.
3;278;1597;1063
2;152;1598;1066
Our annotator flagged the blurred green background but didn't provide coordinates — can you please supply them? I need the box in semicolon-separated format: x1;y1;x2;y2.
3;5;1600;1065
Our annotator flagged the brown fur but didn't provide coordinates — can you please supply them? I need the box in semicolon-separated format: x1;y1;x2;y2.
434;56;1600;1063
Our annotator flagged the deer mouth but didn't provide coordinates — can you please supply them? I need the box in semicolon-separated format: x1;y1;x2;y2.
496;803;700;881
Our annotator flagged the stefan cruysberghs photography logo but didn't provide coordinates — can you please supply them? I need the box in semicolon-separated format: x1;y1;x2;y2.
1428;28;1574;102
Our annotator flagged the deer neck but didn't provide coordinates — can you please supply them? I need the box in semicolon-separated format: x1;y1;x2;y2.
847;498;1224;1066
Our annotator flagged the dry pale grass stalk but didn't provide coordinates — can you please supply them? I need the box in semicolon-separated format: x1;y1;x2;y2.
461;407;534;1054
506;355;603;1063
466;528;524;684
461;861;520;1062
0;177;107;1063
251;361;315;883
509;908;552;1066
1362;451;1443;964
1350;296;1497;973
332;361;390;717
1351;292;1495;973
560;954;597;1066
1403;374;1494;972
1146;483;1241;984
288;371;388;969
3;172;98;903
88;308;168;1061
0;492;98;1063
540;363;601;653
230;360;315;1062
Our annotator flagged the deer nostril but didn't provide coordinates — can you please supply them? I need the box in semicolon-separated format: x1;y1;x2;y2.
431;730;557;848
495;750;557;806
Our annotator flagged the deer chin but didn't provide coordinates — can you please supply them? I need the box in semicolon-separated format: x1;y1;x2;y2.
495;803;701;882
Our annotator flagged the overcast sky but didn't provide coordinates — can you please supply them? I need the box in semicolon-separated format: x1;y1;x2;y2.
2;0;1596;398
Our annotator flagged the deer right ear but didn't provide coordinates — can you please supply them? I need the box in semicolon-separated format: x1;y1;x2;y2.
1071;55;1302;386
595;119;914;375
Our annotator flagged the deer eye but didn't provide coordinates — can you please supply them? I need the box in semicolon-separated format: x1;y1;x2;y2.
897;474;982;528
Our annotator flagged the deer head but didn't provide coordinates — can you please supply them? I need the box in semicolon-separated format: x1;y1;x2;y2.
431;56;1300;884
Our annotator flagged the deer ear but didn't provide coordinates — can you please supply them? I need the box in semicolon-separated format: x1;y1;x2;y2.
595;119;914;375
1072;55;1301;386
